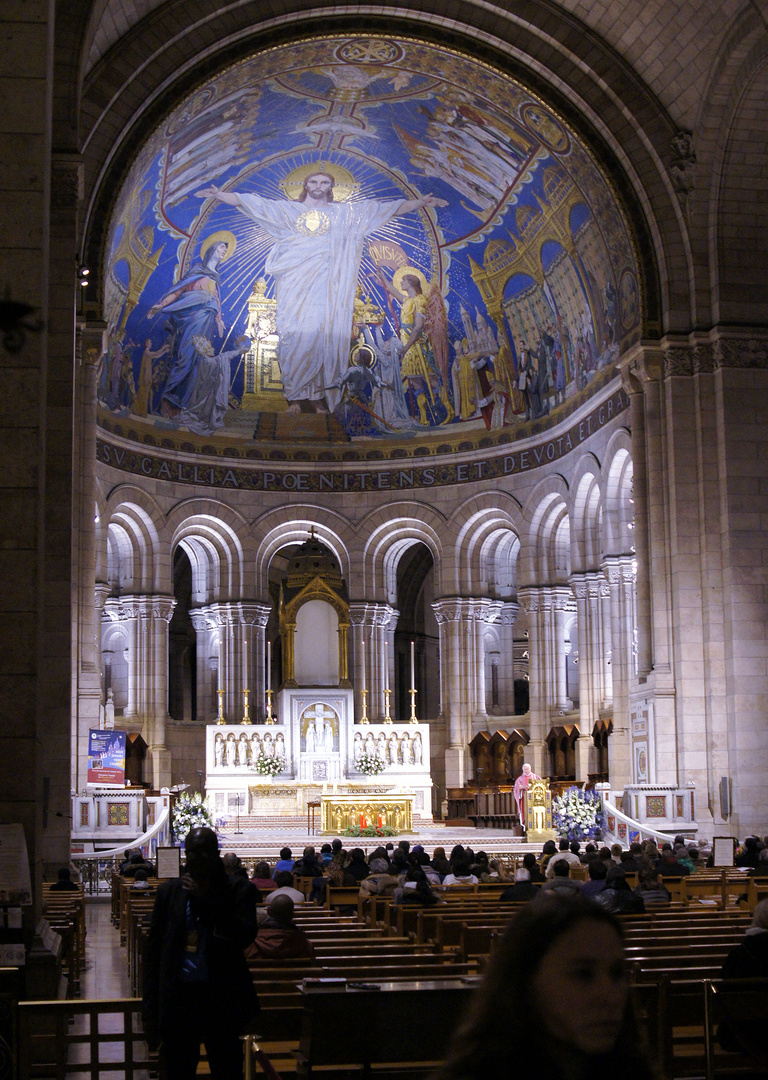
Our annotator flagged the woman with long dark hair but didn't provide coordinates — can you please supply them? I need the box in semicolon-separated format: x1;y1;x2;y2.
434;893;655;1080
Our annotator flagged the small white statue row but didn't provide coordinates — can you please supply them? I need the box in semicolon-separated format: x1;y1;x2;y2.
353;729;423;767
214;731;286;768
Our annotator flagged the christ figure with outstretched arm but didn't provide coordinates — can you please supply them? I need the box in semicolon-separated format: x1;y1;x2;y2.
196;172;446;414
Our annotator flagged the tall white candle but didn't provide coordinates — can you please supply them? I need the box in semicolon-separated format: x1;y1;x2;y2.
361;637;366;693
267;639;271;693
410;640;415;690
383;637;389;692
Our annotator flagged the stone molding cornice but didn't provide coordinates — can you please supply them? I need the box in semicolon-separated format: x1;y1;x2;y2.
601;555;636;587
518;585;575;614
200;601;270;627
431;597;500;625
348;602;397;628
102;594;176;622
569;572;611;600
621;333;768;385
498;601;520;625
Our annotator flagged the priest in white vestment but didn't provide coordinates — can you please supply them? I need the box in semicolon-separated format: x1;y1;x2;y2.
196;172;446;412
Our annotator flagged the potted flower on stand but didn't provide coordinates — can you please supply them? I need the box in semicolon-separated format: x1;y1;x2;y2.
171;792;217;845
251;751;283;778
356;752;386;777
552;786;604;840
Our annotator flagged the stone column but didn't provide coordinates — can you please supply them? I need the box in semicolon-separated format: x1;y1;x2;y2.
102;594;175;786
349;603;378;721
190;610;216;723
73;323;108;791
358;604;398;721
569;572;612;782
569;573;611;725
602;556;637;789
208;602;267;723
518;586;574;774
249;605;271;721
497;602;520;715
432;598;499;786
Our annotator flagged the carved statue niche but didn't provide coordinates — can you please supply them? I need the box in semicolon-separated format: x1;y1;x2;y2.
214;734;225;767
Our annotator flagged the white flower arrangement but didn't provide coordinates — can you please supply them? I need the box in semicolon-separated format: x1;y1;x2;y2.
172;792;215;844
252;751;283;777
552;786;603;840
356;752;386;776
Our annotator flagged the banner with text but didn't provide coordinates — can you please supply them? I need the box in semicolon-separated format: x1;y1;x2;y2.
88;730;127;786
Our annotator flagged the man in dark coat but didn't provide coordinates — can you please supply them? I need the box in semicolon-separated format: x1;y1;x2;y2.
499;868;540;902
246;894;316;961
143;827;259;1079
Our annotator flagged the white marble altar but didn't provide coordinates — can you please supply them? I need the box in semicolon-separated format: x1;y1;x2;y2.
205;688;434;821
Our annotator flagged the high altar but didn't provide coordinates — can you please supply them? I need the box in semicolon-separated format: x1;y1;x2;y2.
205;531;433;824
205;699;432;824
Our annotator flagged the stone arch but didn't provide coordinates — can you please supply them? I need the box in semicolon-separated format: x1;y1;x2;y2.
77;2;672;336
692;6;768;324
568;453;603;574
360;503;445;604
167;499;253;603
519;475;571;587
103;486;166;593
253;507;355;598
713;49;768;324
447;493;524;596
602;429;634;557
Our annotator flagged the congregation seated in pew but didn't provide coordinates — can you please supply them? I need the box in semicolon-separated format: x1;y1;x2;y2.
50;867;79;892
247;894;316;961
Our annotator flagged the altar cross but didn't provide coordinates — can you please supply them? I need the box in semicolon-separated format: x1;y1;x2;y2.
303;701;337;732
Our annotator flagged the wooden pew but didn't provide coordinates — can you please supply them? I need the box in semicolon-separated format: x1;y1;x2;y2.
741;875;768;912
295;979;475;1078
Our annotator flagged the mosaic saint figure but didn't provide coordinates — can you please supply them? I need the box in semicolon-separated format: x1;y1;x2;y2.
148;234;234;419
379;268;453;426
196;171;446;413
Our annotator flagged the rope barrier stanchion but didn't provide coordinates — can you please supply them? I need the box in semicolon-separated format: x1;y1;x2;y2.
242;1034;284;1080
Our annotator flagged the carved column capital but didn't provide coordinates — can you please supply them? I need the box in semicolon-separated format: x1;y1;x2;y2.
498;601;520;625
79;320;109;370
431;596;499;625
601;555;636;587
94;582;111;613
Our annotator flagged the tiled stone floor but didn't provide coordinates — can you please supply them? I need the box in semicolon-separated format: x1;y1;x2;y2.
68;900;149;1078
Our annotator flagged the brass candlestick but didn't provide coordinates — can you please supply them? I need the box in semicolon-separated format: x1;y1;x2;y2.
215;689;226;725
383;688;392;724
241;689;252;725
409;688;418;723
360;688;369;724
264;688;275;723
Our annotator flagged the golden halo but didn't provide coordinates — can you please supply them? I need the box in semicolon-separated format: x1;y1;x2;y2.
200;230;237;263
350;343;376;369
393;266;429;295
280;161;360;203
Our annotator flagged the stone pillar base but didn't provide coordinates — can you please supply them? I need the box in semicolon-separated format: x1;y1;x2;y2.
444;746;467;788
148;746;172;789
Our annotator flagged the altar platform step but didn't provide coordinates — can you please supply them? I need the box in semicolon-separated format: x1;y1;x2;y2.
213;817;533;862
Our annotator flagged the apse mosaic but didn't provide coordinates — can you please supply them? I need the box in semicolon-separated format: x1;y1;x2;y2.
101;36;640;452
